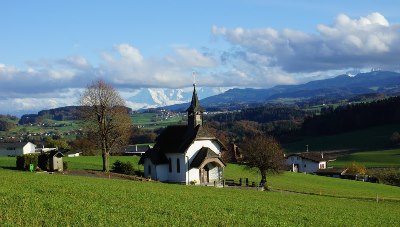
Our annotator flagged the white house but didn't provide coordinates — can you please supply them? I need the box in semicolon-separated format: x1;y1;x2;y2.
0;142;37;156
286;152;327;173
139;84;226;185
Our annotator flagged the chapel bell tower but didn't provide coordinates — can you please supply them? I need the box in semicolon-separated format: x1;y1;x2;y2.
187;75;204;129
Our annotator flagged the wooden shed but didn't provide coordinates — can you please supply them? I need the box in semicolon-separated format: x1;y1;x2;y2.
49;150;64;172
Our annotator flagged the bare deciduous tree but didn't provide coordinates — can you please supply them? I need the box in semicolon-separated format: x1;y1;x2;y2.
241;135;285;190
80;80;132;172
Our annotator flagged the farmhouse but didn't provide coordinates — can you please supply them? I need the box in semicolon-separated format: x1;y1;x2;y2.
286;152;328;173
139;83;226;185
0;142;37;156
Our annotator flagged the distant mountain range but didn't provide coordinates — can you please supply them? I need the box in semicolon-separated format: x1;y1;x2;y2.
17;70;400;119
126;87;229;110
162;71;400;111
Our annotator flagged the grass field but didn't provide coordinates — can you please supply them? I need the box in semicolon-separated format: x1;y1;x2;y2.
225;164;400;201
132;113;184;129
1;156;399;201
283;124;400;152
1;168;399;226
64;156;143;171
329;148;400;168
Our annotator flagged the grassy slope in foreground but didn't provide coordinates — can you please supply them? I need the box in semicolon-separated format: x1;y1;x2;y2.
330;148;400;168
224;164;400;200
1;156;399;200
283;124;400;152
1;169;399;226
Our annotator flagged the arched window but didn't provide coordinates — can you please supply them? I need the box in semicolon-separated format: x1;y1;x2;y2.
168;158;172;172
176;158;180;173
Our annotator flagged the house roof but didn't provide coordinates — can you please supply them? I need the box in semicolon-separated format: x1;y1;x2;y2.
190;147;223;168
0;142;34;148
50;150;64;158
286;152;327;162
316;168;348;175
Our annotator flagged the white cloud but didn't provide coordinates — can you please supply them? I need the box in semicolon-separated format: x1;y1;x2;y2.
114;44;144;65
1;12;399;115
213;12;400;73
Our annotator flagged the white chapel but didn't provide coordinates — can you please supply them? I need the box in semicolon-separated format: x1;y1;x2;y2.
139;83;226;184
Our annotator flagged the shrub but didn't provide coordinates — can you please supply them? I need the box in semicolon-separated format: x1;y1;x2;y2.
16;154;39;171
38;153;50;171
63;161;68;170
112;160;135;175
390;131;400;145
368;168;400;186
345;162;367;175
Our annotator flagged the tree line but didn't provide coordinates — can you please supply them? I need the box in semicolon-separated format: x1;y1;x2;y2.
302;96;400;136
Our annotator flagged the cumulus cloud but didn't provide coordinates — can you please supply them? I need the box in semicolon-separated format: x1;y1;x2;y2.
102;44;218;88
0;44;220;114
1;12;399;115
212;12;400;73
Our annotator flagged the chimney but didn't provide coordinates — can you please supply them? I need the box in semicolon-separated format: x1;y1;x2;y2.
321;152;324;159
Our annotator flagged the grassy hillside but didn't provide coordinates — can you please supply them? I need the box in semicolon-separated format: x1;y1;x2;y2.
0;168;399;226
329;148;400;168
1;156;399;201
132;112;184;129
0;119;83;141
283;123;400;152
225;164;400;200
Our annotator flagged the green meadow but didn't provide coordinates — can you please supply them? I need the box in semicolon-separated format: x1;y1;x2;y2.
1;168;399;226
330;148;400;168
283;123;400;152
132;112;184;129
1;156;400;226
224;164;400;201
64;156;143;171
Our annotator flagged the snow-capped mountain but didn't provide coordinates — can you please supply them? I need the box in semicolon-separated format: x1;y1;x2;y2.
125;87;229;110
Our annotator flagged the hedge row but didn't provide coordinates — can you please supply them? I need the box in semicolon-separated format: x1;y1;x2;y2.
16;154;39;170
16;153;66;171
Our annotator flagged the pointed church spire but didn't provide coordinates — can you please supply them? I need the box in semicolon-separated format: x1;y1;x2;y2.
187;72;204;128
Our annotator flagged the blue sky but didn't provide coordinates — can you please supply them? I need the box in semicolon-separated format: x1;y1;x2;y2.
1;0;400;114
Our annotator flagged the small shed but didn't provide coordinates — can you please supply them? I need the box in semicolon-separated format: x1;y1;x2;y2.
49;150;64;172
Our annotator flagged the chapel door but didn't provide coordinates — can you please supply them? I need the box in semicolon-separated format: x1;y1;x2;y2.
201;166;209;184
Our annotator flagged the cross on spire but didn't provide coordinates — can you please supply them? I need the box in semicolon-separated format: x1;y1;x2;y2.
192;71;196;87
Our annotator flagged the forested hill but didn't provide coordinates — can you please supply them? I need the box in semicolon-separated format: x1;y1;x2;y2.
18;106;132;125
206;105;309;124
18;106;82;124
302;96;400;136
